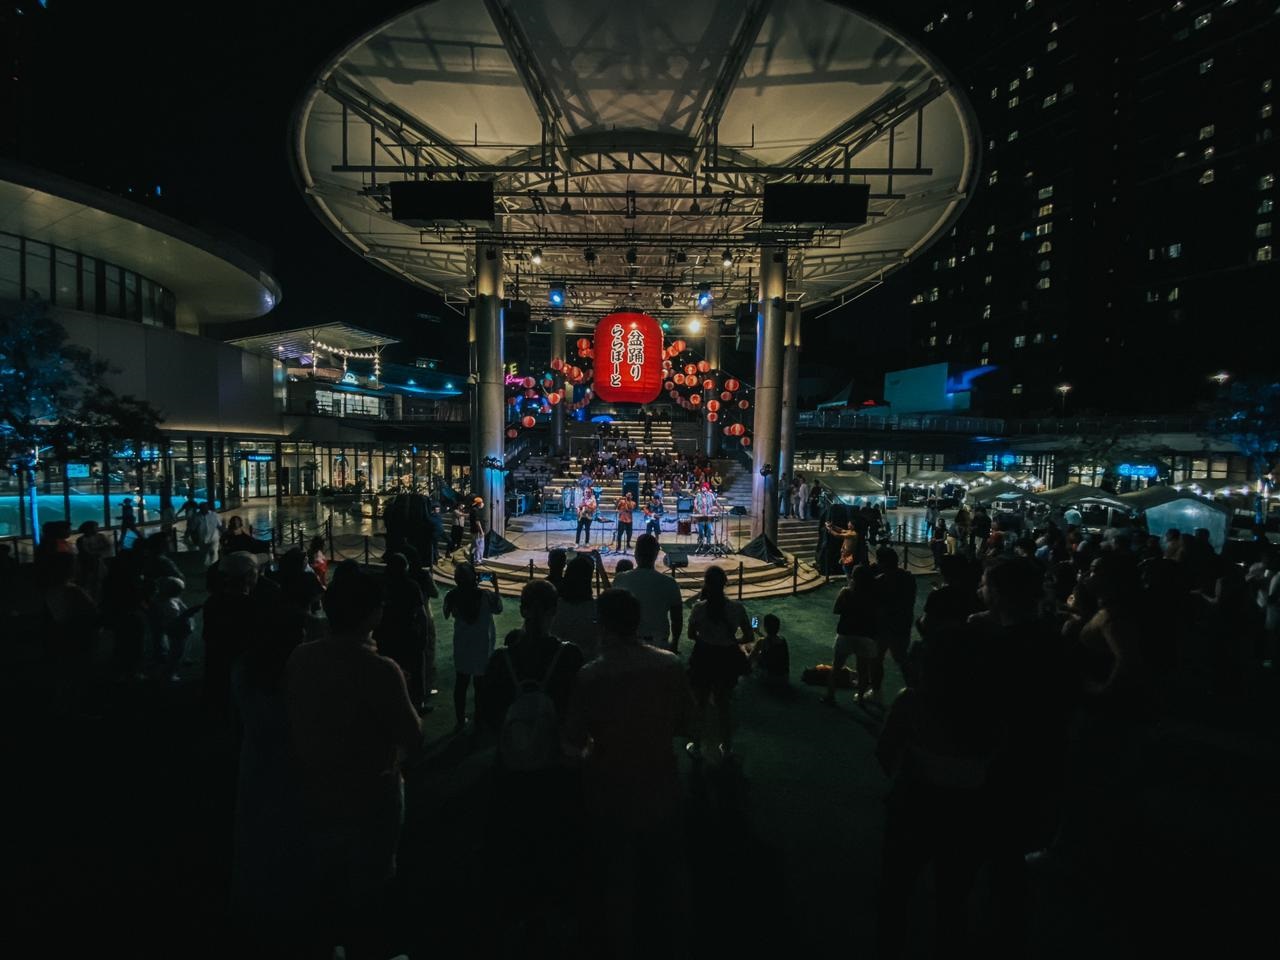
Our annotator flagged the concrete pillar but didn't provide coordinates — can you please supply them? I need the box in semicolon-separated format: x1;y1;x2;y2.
550;314;567;456
703;314;722;456
473;243;505;547
750;246;786;543
778;301;801;500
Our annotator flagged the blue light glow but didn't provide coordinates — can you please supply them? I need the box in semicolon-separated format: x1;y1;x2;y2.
946;365;998;393
697;290;712;309
549;286;565;307
1117;463;1159;478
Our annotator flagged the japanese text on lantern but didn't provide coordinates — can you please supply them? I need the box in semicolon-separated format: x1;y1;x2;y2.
627;329;644;380
610;323;625;387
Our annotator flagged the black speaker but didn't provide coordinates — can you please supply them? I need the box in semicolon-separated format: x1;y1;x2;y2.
734;302;757;351
663;548;689;569
388;180;495;226
762;182;869;226
502;299;531;325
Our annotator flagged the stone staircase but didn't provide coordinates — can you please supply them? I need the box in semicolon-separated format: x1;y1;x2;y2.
775;516;821;564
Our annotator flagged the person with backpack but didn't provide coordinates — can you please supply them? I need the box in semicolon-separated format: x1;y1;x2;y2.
477;579;585;942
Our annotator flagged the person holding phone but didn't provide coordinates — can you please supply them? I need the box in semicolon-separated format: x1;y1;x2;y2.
443;561;503;732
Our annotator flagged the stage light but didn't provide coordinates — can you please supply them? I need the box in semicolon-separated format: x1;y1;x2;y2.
560;197;571;213
549;282;566;308
660;283;675;308
676;249;687;263
689;318;703;333
721;248;733;268
696;283;712;310
584;247;596;265
530;247;542;265
661;320;671;331
626;246;637;265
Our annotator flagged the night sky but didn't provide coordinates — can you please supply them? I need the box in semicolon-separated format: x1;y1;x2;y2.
8;0;908;393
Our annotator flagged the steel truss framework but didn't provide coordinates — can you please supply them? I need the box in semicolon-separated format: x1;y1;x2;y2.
298;1;976;315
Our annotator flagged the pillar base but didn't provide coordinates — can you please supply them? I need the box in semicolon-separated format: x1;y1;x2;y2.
738;533;785;564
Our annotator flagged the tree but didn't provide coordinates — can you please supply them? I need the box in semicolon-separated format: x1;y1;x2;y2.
0;300;162;544
1208;379;1280;527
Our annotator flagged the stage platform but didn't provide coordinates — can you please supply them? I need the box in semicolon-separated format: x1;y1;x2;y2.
454;513;828;600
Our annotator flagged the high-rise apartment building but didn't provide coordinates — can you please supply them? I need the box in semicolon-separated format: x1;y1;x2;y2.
863;0;1278;415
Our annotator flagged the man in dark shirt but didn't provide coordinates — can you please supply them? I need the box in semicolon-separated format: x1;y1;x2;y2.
873;546;918;683
285;566;422;952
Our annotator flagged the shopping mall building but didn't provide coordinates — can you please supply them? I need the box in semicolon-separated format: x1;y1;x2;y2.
0;162;467;538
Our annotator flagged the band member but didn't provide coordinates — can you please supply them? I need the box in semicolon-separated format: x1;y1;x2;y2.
693;482;717;548
576;489;597;545
644;493;664;542
614;491;636;551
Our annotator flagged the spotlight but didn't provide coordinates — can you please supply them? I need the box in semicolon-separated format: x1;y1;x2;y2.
660;283;675;309
584;247;596;265
626;246;637;265
560;197;571;213
721;248;733;268
690;198;701;214
676;249;687;264
549;282;566;308
696;283;712;310
689;318;703;333
530;247;542;265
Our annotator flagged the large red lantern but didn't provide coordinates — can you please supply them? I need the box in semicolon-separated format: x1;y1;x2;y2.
591;312;663;403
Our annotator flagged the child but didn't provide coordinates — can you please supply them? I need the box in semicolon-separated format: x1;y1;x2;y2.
307;535;329;587
151;576;193;682
750;613;790;684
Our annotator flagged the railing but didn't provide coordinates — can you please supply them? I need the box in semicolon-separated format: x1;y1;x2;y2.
1004;416;1209;435
797;410;1007;434
283;398;470;423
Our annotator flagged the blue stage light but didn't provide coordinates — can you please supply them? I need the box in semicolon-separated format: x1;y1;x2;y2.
696;284;712;309
549;282;566;308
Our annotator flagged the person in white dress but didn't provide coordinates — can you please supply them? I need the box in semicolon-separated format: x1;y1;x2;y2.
443;561;503;731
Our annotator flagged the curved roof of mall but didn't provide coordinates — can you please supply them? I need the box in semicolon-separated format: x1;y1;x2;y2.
0;160;281;324
291;0;979;314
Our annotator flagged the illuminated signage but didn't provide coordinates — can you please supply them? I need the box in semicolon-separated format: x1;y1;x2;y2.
66;463;91;479
1117;463;1159;479
240;453;275;463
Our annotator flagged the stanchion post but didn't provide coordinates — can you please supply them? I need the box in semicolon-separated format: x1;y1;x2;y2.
327;515;334;560
364;535;370;566
792;555;799;595
738;560;744;601
528;558;534;581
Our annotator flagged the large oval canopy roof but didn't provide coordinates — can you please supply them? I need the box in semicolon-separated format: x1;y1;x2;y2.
293;0;978;316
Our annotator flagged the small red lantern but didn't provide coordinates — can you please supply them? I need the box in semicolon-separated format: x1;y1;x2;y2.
522;376;535;389
690;393;702;406
663;380;674;391
697;360;710;373
550;357;563;371
723;426;732;436
507;396;517;406
577;337;591;352
741;436;751;447
674;339;687;353
706;399;720;413
521;415;536;428
548;392;561;405
721;390;733;402
725;378;740;392
703;378;715;391
738;399;750;410
707;411;719;423
506;428;519;439
681;364;694;376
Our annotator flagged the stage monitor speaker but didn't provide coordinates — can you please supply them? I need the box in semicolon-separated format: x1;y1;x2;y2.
663;548;689;569
762;182;869;227
502;298;531;325
388;180;495;226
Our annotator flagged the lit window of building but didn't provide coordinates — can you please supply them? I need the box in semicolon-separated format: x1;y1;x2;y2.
1008;130;1019;142
979;356;989;366
988;170;999;186
982;304;992;319
910;293;925;304
1171;0;1185;9
1199;58;1214;74
1011;383;1024;395
986;224;996;235
1047;40;1058;52
1262;105;1274;120
1265;80;1274;94
1198;124;1215;140
1035;221;1053;236
1038;240;1052;253
984;274;993;285
1036;277;1052;289
1026;65;1035;79
929;287;940;301
1167;242;1182;257
1038;259;1051;272
1195;12;1211;28
1200;168;1215;184
1258;222;1274;238
1033;332;1044;343
1038;203;1054;217
1008;96;1020;108
946;256;957;268
1049;21;1059;32
1258;245;1274;262
1260;199;1275;214
986;241;995;252
991;87;999;99
1042;93;1057;108
1038;185;1054;199
928;335;937;346
1013;335;1027;348
1260;174;1276;190
1062;82;1074;95
1146;290;1160;303
1203;146;1215;160
1009;78;1020;92
1167;287;1180;302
